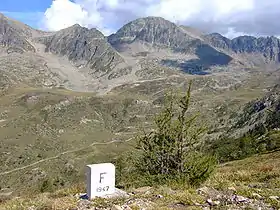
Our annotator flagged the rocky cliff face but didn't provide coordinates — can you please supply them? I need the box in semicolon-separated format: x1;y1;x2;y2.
108;17;200;53
0;13;35;52
205;33;280;62
36;24;124;77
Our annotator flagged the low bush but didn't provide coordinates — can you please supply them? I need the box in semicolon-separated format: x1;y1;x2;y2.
114;81;217;188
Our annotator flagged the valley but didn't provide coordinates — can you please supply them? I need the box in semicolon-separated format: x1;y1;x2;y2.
0;13;279;209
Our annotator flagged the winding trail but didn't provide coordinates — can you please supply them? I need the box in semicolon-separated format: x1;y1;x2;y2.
0;137;134;176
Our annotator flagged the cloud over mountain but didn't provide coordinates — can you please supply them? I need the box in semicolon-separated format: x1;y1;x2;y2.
42;0;280;37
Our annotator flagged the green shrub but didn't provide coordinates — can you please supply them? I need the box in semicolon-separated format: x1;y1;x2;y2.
266;102;280;129
39;179;54;193
210;128;280;163
115;81;217;188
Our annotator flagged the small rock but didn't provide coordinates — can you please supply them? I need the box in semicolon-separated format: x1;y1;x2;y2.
156;194;164;199
216;194;222;200
122;205;132;210
0;191;13;197
58;129;64;134
102;188;129;199
44;81;53;87
126;198;152;209
197;186;210;195
234;195;248;203
252;193;262;199
133;186;152;194
228;186;237;192
111;205;122;210
213;200;220;206
111;205;132;210
77;199;92;209
207;199;220;206
269;196;279;201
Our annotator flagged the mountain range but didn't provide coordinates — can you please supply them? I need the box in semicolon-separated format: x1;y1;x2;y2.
1;13;280;93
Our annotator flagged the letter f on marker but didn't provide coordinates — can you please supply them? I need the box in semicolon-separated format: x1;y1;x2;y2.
99;172;107;183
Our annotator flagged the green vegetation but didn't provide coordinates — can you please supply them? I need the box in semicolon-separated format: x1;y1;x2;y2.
210;121;280;162
208;151;280;209
115;82;217;188
206;88;280;163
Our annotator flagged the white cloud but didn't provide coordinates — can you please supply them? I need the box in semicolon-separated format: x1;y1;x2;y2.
42;0;280;37
43;0;97;31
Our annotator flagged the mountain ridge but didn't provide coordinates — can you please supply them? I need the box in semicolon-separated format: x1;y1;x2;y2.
105;16;280;77
1;13;280;92
36;24;125;77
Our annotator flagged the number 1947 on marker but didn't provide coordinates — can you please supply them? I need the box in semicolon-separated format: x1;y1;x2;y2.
96;186;109;192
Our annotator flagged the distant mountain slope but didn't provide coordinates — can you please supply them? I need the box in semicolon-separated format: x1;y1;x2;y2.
108;17;234;74
108;16;280;69
36;24;125;78
0;13;130;92
204;33;280;63
1;12;280;92
231;84;280;134
0;13;35;53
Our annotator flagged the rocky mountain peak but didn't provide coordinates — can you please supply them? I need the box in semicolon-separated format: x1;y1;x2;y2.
57;24;105;39
108;16;196;50
37;23;124;77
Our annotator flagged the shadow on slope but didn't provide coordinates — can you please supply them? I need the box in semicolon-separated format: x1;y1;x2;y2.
162;44;233;75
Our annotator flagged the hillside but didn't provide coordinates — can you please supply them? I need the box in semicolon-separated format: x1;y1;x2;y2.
0;12;280;208
1;151;279;209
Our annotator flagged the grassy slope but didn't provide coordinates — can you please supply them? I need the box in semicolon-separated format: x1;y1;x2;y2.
0;86;154;195
0;65;278;198
1;151;279;209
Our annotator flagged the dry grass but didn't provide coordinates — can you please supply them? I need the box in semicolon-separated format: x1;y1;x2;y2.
1;151;279;209
207;151;280;208
0;194;77;210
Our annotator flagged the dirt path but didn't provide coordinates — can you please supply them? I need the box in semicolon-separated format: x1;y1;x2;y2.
0;137;133;176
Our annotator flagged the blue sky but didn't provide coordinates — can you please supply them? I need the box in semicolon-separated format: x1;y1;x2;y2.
0;0;280;37
0;0;52;28
0;0;52;12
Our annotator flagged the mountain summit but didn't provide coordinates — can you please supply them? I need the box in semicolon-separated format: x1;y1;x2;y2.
36;24;125;77
108;16;197;50
108;16;235;72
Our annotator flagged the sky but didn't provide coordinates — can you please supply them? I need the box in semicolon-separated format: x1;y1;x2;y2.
1;0;280;38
